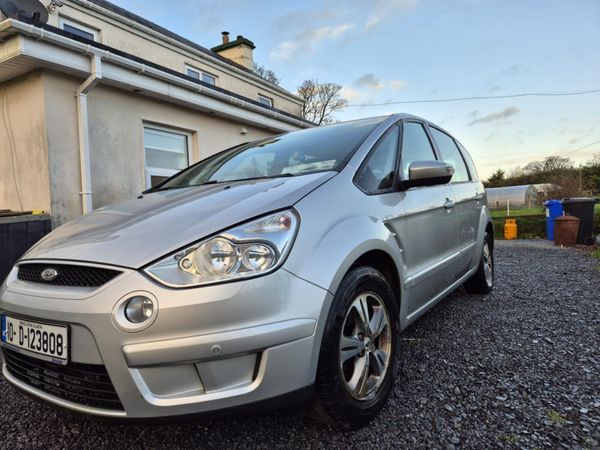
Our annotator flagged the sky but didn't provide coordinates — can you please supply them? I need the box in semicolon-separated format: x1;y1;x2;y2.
111;0;600;179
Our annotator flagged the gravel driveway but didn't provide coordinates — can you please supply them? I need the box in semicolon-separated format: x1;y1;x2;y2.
1;240;599;449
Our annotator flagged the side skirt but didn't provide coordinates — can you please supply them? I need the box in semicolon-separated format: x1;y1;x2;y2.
404;263;479;327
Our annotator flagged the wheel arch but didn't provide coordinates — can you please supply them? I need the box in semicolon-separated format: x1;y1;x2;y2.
485;220;494;250
347;249;401;312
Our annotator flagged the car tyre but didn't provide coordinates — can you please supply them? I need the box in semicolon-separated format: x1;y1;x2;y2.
312;266;398;429
464;231;494;294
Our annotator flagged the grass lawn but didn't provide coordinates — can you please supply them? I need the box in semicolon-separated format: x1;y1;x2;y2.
491;207;544;218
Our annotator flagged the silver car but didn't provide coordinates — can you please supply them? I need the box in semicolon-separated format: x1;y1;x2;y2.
0;114;493;429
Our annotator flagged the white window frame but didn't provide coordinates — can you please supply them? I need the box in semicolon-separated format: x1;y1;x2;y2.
258;94;273;107
143;124;192;189
185;65;217;86
59;17;99;41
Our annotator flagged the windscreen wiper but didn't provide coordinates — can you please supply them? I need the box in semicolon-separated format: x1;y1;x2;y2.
149;175;292;193
150;180;219;192
214;173;295;183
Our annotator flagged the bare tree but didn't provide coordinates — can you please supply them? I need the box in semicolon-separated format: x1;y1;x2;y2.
298;79;348;125
252;63;280;86
542;156;573;173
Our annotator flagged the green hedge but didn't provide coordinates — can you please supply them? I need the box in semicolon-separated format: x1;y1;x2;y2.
492;215;546;240
492;211;600;240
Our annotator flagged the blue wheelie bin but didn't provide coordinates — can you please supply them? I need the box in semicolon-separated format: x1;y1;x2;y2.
544;200;564;240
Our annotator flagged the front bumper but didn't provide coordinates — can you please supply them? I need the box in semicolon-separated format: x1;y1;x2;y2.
0;262;332;418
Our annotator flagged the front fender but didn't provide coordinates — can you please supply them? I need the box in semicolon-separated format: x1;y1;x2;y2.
284;213;404;297
282;211;405;385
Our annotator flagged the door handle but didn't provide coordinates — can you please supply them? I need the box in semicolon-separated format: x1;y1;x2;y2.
444;198;455;210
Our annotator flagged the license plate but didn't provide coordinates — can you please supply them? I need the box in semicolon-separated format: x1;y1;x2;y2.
1;315;68;365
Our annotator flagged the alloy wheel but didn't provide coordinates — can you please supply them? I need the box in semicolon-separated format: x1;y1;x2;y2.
483;242;493;287
339;292;392;401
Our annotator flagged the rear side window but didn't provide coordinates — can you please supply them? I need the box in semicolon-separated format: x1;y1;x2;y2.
457;141;479;182
429;127;470;183
400;122;437;179
355;126;399;193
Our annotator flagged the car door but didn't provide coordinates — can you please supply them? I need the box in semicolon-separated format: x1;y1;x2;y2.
428;126;482;278
457;141;485;268
389;121;459;318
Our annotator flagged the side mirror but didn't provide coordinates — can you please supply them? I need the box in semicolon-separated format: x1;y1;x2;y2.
399;161;454;190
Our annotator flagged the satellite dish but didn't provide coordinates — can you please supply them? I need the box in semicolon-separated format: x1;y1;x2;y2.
0;0;49;24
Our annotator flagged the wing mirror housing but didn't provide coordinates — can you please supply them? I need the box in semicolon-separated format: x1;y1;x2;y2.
398;161;454;190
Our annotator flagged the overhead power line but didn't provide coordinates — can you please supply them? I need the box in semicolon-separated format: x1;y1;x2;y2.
562;139;600;157
346;88;600;107
479;139;600;161
479;139;600;165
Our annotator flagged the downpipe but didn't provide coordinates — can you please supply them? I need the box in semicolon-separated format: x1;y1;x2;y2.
76;54;102;214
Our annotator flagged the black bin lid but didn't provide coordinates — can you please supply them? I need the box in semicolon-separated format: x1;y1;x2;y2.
562;197;596;204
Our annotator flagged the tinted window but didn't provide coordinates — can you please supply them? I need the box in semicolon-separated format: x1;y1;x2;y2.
158;117;385;189
429;127;470;183
355;126;399;193
400;122;437;179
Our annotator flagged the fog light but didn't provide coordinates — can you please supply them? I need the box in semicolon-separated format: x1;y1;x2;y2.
124;296;154;323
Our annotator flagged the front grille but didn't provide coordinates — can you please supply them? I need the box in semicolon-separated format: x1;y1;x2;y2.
17;263;121;287
3;348;124;411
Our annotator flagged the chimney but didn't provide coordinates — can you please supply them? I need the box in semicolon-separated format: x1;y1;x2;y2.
211;32;255;70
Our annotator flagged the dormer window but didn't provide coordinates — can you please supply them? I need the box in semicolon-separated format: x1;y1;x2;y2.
186;66;217;86
59;17;99;41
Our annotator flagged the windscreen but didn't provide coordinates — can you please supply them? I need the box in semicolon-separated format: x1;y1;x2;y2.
155;117;385;190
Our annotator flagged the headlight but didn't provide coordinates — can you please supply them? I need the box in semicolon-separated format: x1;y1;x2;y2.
144;209;299;287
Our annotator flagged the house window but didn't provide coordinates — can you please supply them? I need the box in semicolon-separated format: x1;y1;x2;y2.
144;126;190;188
258;94;273;107
201;72;216;85
59;17;98;41
185;66;216;86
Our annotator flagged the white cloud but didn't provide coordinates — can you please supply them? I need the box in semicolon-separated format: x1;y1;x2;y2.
389;80;408;90
364;16;381;32
268;0;420;60
354;73;385;89
468;106;520;126
321;23;355;39
343;76;408;104
364;0;421;31
270;23;355;61
340;85;364;101
270;41;298;61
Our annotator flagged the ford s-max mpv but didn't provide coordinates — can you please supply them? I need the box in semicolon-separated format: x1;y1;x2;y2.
0;114;493;429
